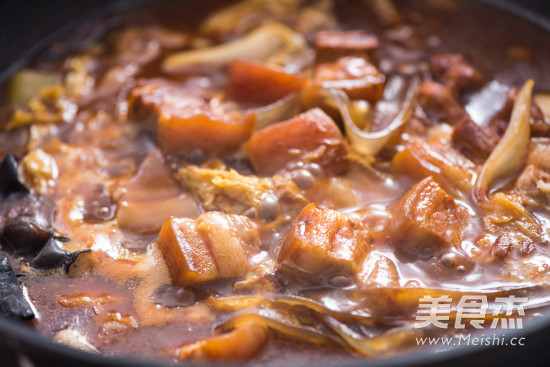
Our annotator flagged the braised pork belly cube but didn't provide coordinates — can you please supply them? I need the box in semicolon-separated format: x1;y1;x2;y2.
392;140;477;193
314;56;384;104
514;164;550;208
156;104;254;156
158;217;216;285
315;30;379;62
391;177;469;254
278;204;373;279
128;79;211;126
158;212;260;285
430;53;485;95
227;60;305;105
128;79;254;156
246;108;349;176
417;81;466;125
452;116;499;162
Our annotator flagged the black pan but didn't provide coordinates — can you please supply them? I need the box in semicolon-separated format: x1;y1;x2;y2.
1;0;550;366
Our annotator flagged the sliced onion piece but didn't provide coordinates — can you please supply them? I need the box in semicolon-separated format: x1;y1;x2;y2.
474;80;533;202
209;284;544;357
217;310;340;347
215;301;413;357
253;92;302;130
209;294;375;324
321;315;420;357
163;23;308;73
199;0;301;37
337;76;419;157
250;87;373;137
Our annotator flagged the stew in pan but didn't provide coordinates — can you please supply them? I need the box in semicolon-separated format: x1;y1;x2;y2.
1;0;550;365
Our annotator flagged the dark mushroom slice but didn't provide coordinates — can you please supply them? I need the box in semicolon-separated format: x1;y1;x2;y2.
0;216;54;258
0;257;35;320
0;188;55;229
0;153;30;198
30;237;90;272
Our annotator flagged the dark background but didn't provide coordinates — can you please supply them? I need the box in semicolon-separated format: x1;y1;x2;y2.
1;0;550;84
0;0;150;84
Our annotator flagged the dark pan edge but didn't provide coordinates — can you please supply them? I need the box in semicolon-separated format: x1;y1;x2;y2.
0;0;154;85
479;0;550;33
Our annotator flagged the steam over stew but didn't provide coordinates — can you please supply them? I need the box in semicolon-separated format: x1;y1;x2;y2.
2;0;550;364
